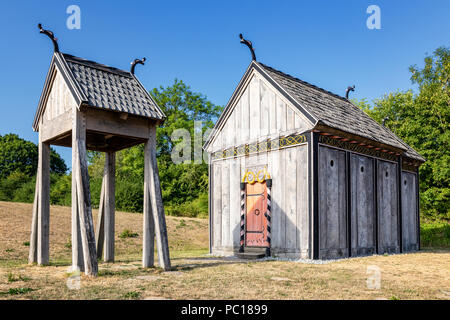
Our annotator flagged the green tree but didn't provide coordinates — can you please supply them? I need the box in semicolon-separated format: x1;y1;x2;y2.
409;47;449;220
355;46;449;220
89;79;222;214
0;133;67;178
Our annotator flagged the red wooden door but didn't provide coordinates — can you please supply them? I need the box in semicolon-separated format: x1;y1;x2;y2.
245;182;268;247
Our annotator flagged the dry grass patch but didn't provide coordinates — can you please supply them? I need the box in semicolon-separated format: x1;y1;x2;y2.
0;201;449;300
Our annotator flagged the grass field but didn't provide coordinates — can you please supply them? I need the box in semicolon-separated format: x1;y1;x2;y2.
0;201;449;300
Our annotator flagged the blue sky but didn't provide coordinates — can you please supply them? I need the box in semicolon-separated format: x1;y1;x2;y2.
0;0;449;167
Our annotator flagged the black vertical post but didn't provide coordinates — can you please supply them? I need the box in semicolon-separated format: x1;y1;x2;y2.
374;158;379;254
416;166;421;251
239;182;246;253
265;178;272;257
346;152;352;257
397;156;403;253
307;133;312;259
311;132;320;260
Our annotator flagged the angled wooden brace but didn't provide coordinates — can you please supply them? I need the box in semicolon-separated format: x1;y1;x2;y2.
29;125;50;265
72;107;98;276
143;124;171;270
95;152;116;262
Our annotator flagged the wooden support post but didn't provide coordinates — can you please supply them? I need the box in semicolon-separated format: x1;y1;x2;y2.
143;124;171;270
72;108;98;276
28;177;39;263
143;158;155;268
103;152;116;262
72;120;84;272
37;131;50;266
95;178;106;259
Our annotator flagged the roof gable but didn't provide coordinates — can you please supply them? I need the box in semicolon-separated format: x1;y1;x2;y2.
204;61;315;151
33;53;165;131
205;61;424;162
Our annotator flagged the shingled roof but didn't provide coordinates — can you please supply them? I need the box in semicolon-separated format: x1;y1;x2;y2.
204;61;424;162
256;62;424;162
33;52;165;130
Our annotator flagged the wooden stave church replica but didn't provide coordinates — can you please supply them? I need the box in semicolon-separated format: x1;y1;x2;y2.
204;35;425;260
28;24;171;275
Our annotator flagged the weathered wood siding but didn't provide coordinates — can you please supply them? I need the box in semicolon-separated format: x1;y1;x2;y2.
208;72;312;153
377;160;400;254
401;171;419;252
350;154;376;256
40;69;77;142
210;144;309;258
318;146;348;259
42;70;76;122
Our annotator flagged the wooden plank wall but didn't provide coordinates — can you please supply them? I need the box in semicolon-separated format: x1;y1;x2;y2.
401;171;418;252
209;73;311;153
42;71;76;122
350;154;376;256
377;160;400;254
211;144;309;257
318;146;348;259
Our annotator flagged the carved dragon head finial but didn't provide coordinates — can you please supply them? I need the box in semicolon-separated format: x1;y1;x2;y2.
239;33;256;61
130;57;146;75
37;23;59;53
345;85;355;99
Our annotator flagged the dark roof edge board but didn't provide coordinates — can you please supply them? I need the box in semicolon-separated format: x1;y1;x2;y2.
253;61;318;124
314;123;405;154
56;53;89;103
33;52;166;130
258;63;424;156
62;54;133;78
205;60;423;163
32;52;89;131
257;62;350;104
33;55;56;131
131;74;166;121
62;53;166;122
345;100;425;162
203;61;255;150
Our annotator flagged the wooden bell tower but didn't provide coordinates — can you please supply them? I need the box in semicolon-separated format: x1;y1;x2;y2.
28;24;171;276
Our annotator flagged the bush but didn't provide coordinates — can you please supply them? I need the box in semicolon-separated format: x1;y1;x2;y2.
165;192;208;218
119;229;139;239
0;171;30;201
12;177;36;203
50;174;71;206
115;177;143;213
